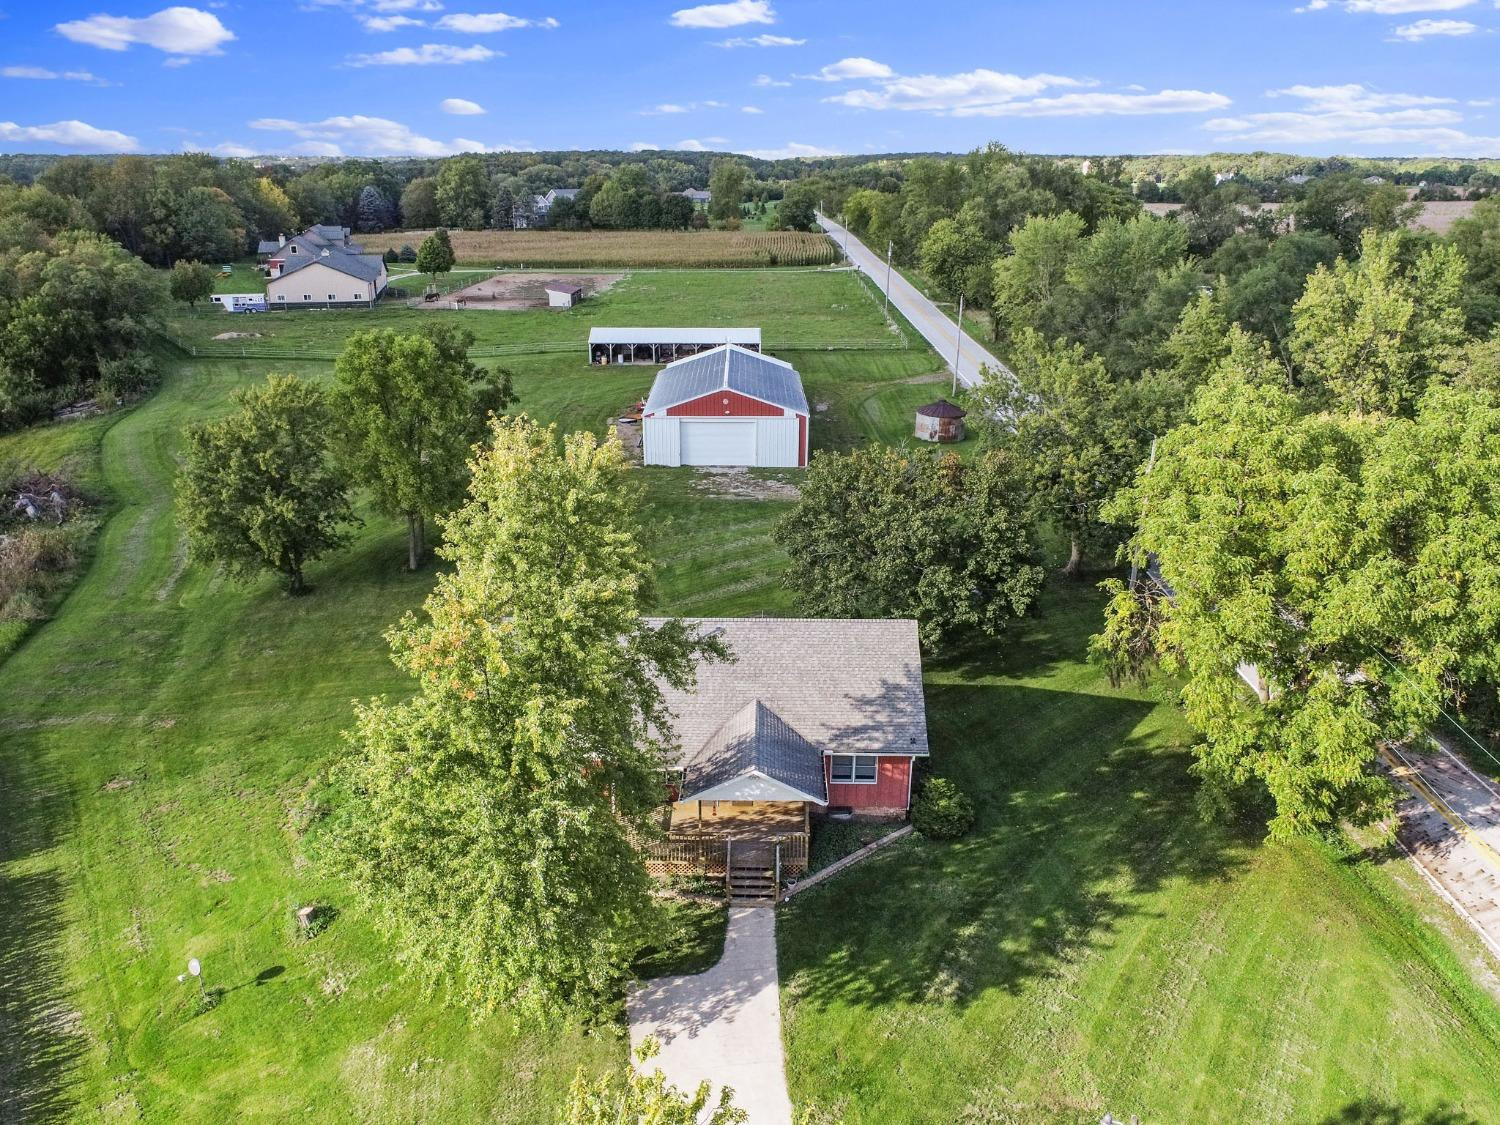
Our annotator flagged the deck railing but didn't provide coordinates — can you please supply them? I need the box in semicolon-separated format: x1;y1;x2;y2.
643;830;809;878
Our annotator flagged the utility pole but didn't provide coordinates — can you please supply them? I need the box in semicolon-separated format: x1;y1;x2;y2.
952;294;965;396
883;239;893;319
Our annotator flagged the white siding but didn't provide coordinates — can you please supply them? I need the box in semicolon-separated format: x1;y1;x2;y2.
643;416;681;466
755;416;800;467
680;420;758;466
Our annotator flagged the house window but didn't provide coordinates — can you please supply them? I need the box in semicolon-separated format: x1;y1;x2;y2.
829;754;879;784
328;294;336;301
275;293;285;300
303;294;311;301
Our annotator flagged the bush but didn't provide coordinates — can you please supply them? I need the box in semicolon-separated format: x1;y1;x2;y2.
96;354;158;400
398;245;417;263
382;248;399;264
911;777;975;840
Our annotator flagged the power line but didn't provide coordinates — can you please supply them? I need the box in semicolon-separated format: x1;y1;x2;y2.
1372;650;1500;775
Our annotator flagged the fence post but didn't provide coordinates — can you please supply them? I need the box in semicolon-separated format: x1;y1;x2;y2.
775;842;781;903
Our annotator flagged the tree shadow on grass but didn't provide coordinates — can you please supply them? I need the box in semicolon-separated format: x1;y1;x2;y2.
779;680;1250;1013
0;868;86;1123
1310;1099;1480;1125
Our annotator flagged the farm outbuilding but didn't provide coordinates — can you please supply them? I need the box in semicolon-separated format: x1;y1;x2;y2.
545;282;583;308
642;344;808;468
588;326;761;365
915;398;967;443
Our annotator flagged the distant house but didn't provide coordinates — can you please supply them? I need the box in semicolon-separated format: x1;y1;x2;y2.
642;616;930;891
1363;175;1387;185
515;187;581;229
678;188;712;207
641;343;808;468
545;281;583;308
263;225;388;308
1285;174;1312;186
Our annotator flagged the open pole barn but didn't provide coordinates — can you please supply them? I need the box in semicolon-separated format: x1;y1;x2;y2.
641;344;809;468
588;326;761;365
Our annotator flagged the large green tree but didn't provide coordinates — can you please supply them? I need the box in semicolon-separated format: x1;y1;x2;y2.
773;446;1043;650
706;159;747;225
319;417;724;1017
168;259;215;307
1290;230;1467;415
975;332;1180;577
329;323;514;570
1095;330;1500;836
435;155;490;229
566;1040;745;1125
176;374;357;595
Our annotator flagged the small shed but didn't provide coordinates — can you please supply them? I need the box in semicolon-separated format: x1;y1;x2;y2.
545;282;583;308
915;398;966;443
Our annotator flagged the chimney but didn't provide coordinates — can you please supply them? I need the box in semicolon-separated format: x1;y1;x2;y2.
278;233;287;247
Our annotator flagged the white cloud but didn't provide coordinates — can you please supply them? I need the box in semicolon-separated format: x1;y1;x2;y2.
0;118;139;151
55;6;234;55
435;11;558;31
741;104;763;113
715;33;803;47
211;141;257;157
2;65;103;82
1390;16;1477;36
1203;83;1500;152
676;138;710;150
363;14;425;30
807;56;894;81
347;43;495;65
641;100;725;115
1298;0;1475;11
822;65;1228;118
249;114;512;155
753;73;790;87
741;141;840;159
163;55;194;67
441;97;485;114
669;0;775;29
629;141;659;151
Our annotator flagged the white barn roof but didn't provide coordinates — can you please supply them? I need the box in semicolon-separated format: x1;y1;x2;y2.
643;344;808;415
588;326;761;347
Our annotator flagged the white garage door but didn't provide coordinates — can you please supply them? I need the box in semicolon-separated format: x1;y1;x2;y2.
680;420;758;466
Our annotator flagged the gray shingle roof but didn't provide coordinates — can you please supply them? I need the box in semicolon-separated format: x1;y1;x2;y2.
273;245;386;283
257;239;282;255
682;700;828;803
647;617;930;788
643;345;808;415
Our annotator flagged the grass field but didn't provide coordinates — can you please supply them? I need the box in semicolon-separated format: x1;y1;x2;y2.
164;268;913;359
780;587;1500;1124
358;228;839;268
2;270;1499;1121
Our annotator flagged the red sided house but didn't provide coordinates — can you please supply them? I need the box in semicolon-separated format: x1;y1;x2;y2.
643;617;929;891
641;344;809;468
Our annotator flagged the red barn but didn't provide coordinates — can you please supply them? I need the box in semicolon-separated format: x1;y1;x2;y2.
641;344;809;468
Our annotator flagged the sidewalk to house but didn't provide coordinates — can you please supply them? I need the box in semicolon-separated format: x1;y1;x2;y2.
627;906;793;1125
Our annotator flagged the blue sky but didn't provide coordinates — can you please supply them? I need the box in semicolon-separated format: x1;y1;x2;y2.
2;0;1499;158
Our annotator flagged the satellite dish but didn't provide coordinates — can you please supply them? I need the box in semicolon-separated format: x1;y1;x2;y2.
187;958;201;977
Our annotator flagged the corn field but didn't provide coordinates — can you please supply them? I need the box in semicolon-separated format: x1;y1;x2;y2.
360;229;842;268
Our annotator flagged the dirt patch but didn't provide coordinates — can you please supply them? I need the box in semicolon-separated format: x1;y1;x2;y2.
212;331;263;340
615;418;643;463
691;466;801;501
432;272;625;311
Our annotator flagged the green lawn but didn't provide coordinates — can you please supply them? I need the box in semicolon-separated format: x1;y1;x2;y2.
779;585;1500;1124
2;268;1499;1122
164;267;911;356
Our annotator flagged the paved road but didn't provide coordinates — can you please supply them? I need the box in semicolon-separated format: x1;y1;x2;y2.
817;211;1012;390
628;906;793;1124
1384;740;1500;960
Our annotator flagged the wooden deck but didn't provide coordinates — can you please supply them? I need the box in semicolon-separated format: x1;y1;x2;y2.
644;800;810;878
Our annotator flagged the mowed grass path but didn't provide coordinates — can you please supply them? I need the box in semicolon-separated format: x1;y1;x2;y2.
779;588;1500;1124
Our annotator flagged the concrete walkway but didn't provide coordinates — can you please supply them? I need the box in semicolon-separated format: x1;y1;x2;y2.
817;210;1013;390
627;907;792;1125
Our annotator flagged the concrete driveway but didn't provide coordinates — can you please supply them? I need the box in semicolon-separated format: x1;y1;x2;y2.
627;907;792;1125
817;210;1013;390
